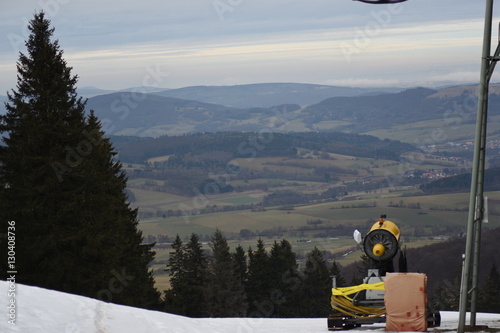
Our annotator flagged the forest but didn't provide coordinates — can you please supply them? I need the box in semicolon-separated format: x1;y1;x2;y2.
113;131;416;164
163;230;500;318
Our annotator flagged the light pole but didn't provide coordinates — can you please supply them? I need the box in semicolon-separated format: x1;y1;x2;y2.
458;1;497;332
353;1;495;332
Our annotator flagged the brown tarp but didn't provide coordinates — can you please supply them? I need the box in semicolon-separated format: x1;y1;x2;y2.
384;273;428;332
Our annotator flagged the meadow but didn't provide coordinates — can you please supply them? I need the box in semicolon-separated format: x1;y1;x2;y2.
125;148;499;291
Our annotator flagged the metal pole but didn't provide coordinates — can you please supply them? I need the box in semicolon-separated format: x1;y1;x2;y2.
471;96;490;325
458;1;493;332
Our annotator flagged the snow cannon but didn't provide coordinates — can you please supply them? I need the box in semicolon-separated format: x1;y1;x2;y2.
328;215;440;330
354;214;405;275
363;217;400;264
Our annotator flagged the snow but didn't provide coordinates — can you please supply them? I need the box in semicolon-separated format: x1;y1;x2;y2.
1;281;499;333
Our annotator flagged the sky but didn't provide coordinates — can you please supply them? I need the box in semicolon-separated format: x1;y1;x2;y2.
1;0;500;93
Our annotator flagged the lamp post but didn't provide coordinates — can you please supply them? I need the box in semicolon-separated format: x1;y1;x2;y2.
458;1;497;332
353;1;496;332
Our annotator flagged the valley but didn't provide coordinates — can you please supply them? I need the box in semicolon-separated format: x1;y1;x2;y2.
80;82;500;292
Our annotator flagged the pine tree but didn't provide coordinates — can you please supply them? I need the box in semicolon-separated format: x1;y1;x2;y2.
330;260;347;288
233;244;248;283
183;233;207;317
246;239;272;317
164;235;188;314
0;12;159;309
478;263;500;313
297;247;332;317
431;267;462;311
268;239;300;317
203;230;247;317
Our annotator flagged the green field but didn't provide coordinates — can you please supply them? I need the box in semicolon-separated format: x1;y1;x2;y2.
126;146;500;291
364;114;500;146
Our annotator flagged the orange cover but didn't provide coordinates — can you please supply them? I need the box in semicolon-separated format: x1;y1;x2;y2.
384;273;428;332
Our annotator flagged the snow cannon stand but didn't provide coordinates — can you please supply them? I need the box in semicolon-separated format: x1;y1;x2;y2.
327;215;441;331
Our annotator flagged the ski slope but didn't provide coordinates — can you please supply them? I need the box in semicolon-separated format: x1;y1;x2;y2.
0;281;499;333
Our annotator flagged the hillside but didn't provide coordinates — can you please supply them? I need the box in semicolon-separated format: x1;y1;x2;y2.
421;167;500;194
87;92;300;136
1;281;498;332
84;84;500;146
115;131;415;164
152;82;401;108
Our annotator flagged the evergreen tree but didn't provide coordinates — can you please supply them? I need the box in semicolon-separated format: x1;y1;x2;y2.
233;244;248;283
431;267;462;311
183;233;207;317
0;12;159;309
268;239;300;317
330;260;347;288
478;263;500;313
164;235;187;314
246;239;272;317
203;230;247;317
297;247;332;317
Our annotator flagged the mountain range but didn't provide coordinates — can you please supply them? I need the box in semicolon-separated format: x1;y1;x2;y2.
2;82;500;143
83;83;500;141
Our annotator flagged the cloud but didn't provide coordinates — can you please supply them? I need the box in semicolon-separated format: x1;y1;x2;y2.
0;0;493;91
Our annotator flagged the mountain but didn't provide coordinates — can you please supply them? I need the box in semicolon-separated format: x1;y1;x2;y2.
119;86;169;94
77;86;116;98
421;167;500;194
302;87;447;132
152;82;402;108
86;92;301;136
114;131;415;164
85;83;500;140
0;281;497;332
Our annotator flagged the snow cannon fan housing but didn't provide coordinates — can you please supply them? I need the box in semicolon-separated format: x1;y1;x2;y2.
363;218;400;262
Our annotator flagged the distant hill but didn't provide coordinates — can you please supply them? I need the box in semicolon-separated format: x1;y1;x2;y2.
84;83;500;140
152;82;402;108
77;86;116;98
86;92;300;136
302;88;448;132
421;167;500;194
115;131;415;164
408;226;500;295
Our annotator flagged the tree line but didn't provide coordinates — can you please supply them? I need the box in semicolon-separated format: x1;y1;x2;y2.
165;229;500;317
163;231;346;318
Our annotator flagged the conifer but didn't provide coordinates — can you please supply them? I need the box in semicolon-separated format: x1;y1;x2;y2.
204;230;247;317
0;12;159;309
246;239;272;317
478;263;500;313
298;247;332;317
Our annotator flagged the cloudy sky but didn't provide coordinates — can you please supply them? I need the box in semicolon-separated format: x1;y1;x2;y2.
1;0;499;93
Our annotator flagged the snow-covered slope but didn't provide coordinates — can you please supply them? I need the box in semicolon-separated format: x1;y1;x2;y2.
0;281;498;333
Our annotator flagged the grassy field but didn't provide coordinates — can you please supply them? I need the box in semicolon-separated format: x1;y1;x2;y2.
139;191;500;259
127;147;500;292
364;114;500;146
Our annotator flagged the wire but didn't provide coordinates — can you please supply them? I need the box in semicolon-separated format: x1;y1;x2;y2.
331;282;386;318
